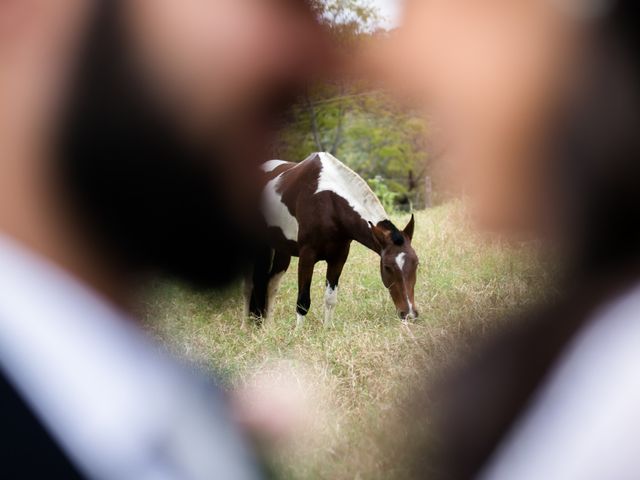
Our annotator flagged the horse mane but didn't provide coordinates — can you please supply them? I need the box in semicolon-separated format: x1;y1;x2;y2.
315;152;389;225
378;220;405;246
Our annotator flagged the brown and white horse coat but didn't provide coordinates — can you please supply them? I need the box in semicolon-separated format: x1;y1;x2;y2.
248;152;418;327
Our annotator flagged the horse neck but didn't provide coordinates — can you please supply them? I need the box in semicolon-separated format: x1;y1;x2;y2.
340;210;383;255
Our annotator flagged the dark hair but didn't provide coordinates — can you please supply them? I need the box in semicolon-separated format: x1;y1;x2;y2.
551;0;640;278
379;220;405;246
55;1;258;288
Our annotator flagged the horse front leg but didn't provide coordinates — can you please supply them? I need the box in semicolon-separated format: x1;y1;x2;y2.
296;247;316;329
324;243;350;327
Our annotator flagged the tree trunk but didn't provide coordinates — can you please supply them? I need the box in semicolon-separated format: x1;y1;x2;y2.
330;84;347;156
424;176;433;209
305;93;325;152
330;103;345;156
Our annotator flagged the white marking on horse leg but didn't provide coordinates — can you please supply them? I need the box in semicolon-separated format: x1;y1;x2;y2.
395;252;407;271
323;283;338;327
296;313;306;329
262;176;299;242
265;272;285;319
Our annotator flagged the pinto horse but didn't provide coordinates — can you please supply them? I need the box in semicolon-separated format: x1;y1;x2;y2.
247;152;419;327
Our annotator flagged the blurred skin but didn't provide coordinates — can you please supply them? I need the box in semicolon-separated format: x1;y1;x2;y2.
369;0;586;235
128;0;325;141
0;0;327;301
0;0;329;446
0;0;93;289
122;0;329;226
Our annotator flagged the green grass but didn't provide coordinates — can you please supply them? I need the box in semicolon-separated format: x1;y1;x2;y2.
141;202;551;479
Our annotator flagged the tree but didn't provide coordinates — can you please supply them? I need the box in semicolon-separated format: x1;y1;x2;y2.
303;1;379;154
273;0;432;209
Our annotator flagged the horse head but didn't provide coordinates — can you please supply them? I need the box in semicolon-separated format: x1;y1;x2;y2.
371;215;419;321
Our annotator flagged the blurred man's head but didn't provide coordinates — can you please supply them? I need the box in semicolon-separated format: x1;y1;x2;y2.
377;0;587;234
0;0;327;291
379;0;640;271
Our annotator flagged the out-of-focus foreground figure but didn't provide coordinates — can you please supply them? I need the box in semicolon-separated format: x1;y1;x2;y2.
372;0;640;479
0;1;327;478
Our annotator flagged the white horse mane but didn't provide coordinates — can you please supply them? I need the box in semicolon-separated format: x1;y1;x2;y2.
314;152;389;225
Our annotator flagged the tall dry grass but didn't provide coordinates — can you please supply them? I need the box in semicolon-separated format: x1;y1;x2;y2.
142;202;552;479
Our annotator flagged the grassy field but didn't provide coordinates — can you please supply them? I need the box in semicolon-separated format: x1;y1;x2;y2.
142;202;551;479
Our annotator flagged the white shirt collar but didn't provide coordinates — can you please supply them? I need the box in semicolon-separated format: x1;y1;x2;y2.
0;234;258;480
479;281;640;480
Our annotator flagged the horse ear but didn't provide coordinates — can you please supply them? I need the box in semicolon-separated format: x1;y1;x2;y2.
403;214;415;241
369;222;388;251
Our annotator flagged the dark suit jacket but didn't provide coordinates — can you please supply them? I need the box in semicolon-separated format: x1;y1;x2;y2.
424;269;640;480
0;370;83;479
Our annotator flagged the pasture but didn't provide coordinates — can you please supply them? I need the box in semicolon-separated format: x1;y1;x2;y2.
142;202;550;479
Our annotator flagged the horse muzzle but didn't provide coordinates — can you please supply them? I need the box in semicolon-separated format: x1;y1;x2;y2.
398;309;418;321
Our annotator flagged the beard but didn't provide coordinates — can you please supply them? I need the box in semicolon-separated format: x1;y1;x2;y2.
55;2;265;289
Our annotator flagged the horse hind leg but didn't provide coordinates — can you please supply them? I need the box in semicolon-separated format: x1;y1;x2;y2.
296;247;317;329
247;245;274;324
265;251;291;320
243;271;253;326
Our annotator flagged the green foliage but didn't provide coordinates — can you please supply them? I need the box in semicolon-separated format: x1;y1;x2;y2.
274;89;430;208
273;1;432;209
368;175;399;213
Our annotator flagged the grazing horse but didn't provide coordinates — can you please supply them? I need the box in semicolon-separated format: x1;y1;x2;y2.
247;152;419;328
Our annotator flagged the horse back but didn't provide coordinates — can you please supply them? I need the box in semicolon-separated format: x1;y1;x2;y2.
259;155;327;255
